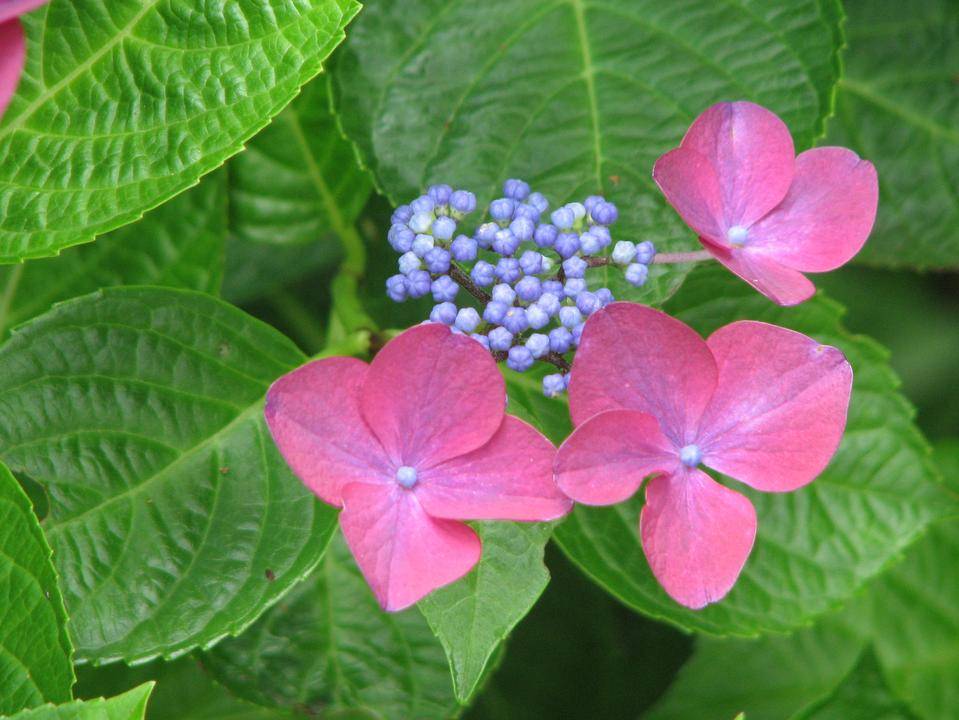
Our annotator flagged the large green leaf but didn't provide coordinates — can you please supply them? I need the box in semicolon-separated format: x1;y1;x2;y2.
0;0;360;263
203;533;459;720
829;0;959;269
419;522;553;703
553;264;946;636
0;288;340;664
0;684;153;720
0;173;226;339
0;464;73;714
334;0;843;304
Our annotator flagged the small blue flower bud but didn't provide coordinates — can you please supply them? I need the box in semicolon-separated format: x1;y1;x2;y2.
408;270;432;298
542;373;567;397
595;287;615;306
492;229;520;256
534;223;558;248
611;240;637;265
412;234;435;257
483;300;509;324
562;256;587;279
537;292;561;317
625;262;649;287
519;250;545;275
567;202;586;221
553;232;580;259
489;198;515;222
432;216;456;241
635;240;656;264
471;261;496;286
430;301;458;325
449;189;477;214
431;274;459;302
395;465;418;488
488;326;514;351
513;203;540;223
502;306;529;335
450;235;478;262
510;216;535;241
424;247;451;274
542;280;565;299
559;306;583;328
576;291;601;316
428;184;452;206
591;201;618;225
470;332;491;350
525;303;550;329
411;195;435;215
388;224;415;253
527;191;549;213
579;230;603;255
503;178;531;200
475;222;498;248
491;283;517;305
385;274;408;302
584;195;604;215
590;225;611;248
409;211;434;234
495;257;522;283
398;251;421;275
391;204;413;224
507;345;534;372
514;276;542;302
454;307;481;333
551;206;575;229
572;322;585;346
526;333;550;358
549;326;573;353
564;278;587;297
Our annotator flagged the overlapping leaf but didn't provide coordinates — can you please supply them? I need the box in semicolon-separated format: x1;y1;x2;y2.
0;684;153;720
0;288;339;664
0;0;359;263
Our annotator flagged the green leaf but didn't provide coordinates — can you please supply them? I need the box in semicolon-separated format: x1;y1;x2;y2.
503;366;572;446
0;287;339;664
0;684;153;720
0;463;73;714
828;0;959;269
0;0;360;263
419;522;553;703
554;264;946;636
0;172;226;339
333;0;843;304
203;533;459;720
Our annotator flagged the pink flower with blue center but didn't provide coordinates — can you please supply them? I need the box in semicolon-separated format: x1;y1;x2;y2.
265;324;571;611
554;304;852;609
653;101;878;306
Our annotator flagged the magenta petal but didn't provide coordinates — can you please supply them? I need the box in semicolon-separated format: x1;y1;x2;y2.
640;468;757;609
361;324;505;468
0;20;26;118
265;357;391;507
340;482;481;611
555;410;677;506
698;321;853;492
417;415;571;521
654;102;795;242
568;303;717;444
704;242;817;306
0;1;47;23
748;147;879;272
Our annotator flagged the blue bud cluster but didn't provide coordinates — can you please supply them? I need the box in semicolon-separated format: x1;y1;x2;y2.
385;180;656;397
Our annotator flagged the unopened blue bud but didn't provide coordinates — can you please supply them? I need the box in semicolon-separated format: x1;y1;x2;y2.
503;178;531;200
537;292;561;317
507;345;534;372
513;203;540;223
635;241;656;264
567;202;586;221
430;274;458;302
514;276;542;302
527;191;549;213
595;287;614;306
430;302;458;325
576;291;601;316
526;333;550;358
449;189;477;214
491;283;517;305
398;251;421;275
391;204;413;224
525;303;550;329
584;195;604;215
470;333;491;350
502;306;529;335
432;216;456;241
551;206;575;229
483;300;509;324
386;274;408;302
489;198;515;222
454;307;481;333
591;201;618;225
495;257;522;283
579;230;603;255
542;373;567;397
625;263;649;287
475;222;498;248
519;250;546;275
488;326;514;351
549;326;573;353
542;280;565;299
510;216;535;241
492;229;520;256
534;223;558;248
411;195;435;215
611;240;637;265
408;270;432;298
553;232;580;259
424;247;451;274
572;322;585;346
559;306;583;328
428;184;453;206
450;235;478;262
591;225;612;247
409;211;434;234
388;224;415;253
563;256;587;279
412;234;435;258
564;278;587;297
471;261;496;286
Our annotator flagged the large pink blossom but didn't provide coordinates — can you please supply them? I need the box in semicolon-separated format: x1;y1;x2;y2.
554;303;852;609
0;1;47;119
653;101;878;306
265;323;571;611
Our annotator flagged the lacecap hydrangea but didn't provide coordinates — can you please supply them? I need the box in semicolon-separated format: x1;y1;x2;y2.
385;180;655;397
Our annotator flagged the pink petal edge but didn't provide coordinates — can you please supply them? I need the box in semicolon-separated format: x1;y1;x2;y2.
0;20;26;118
703;242;817;306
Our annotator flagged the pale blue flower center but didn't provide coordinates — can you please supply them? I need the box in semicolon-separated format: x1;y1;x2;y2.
679;444;702;468
395;466;418;489
727;225;749;246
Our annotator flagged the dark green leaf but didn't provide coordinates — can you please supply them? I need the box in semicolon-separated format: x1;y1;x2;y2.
0;463;73;713
0;288;339;664
0;683;153;720
0;0;359;262
503;367;572;446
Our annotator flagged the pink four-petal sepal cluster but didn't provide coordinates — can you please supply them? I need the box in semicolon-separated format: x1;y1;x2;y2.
0;1;48;117
554;303;852;609
653;101;879;306
265;323;572;612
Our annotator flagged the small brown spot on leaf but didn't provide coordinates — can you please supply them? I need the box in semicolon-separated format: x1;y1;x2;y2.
265;569;276;582
219;467;230;475
609;174;621;185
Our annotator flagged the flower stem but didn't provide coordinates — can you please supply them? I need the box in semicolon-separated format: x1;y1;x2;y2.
652;250;713;264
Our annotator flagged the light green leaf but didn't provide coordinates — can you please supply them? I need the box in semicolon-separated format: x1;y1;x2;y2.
0;684;153;720
0;463;73;714
203;533;459;720
419;522;553;703
828;0;959;269
0;287;339;664
334;0;843;304
0;172;226;339
0;0;360;263
554;264;946;636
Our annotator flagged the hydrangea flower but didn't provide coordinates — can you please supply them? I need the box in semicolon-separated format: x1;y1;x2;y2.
0;1;48;118
265;324;572;611
554;304;852;609
653;101;878;306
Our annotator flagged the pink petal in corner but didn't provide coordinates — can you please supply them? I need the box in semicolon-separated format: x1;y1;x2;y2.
0;20;26;118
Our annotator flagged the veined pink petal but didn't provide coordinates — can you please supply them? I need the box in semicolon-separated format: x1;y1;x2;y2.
640;468;757;609
704;242;817;306
360;324;505;468
0;20;26;117
265;357;392;507
0;1;47;24
554;409;677;506
747;147;879;272
698;321;852;492
654;102;795;243
417;415;571;521
568;303;717;444
340;482;481;611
